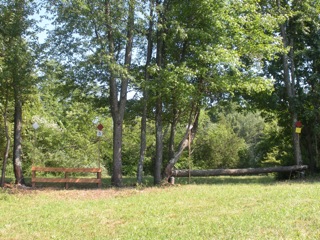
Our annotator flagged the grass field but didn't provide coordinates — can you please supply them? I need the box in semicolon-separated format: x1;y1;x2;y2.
1;176;320;239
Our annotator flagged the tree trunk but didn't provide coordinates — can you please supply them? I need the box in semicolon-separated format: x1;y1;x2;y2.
173;165;308;177
137;105;147;184
168;101;178;160
137;0;154;184
1;85;11;187
106;1;121;187
278;0;302;166
1;138;10;187
106;0;135;186
154;0;166;185
154;97;163;185
164;107;200;180
289;39;302;166
13;99;25;185
111;118;123;187
168;40;188;164
1;107;10;187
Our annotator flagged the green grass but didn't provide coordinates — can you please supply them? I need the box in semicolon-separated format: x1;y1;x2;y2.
1;176;320;239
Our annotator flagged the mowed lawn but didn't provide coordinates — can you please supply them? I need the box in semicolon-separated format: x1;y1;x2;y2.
1;176;320;239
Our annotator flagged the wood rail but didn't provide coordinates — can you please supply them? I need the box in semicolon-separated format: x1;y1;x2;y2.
31;166;102;189
172;165;308;177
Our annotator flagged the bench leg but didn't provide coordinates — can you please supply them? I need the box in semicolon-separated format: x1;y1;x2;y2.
97;172;102;188
65;172;69;189
32;171;36;188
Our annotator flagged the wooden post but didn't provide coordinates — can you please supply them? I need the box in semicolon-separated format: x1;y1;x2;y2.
98;137;101;169
97;172;102;188
188;129;191;184
65;171;69;189
32;169;36;188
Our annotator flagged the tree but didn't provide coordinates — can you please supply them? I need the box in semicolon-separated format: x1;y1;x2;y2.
153;0;166;184
158;0;281;180
137;0;154;184
107;0;135;186
46;0;138;186
0;0;36;185
260;0;320;171
0;61;11;187
286;0;320;171
277;0;302;166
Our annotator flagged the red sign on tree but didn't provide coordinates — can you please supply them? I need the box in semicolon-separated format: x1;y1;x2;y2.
295;121;302;128
97;124;104;131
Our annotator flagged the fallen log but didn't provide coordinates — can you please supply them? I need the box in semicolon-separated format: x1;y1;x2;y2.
172;165;308;177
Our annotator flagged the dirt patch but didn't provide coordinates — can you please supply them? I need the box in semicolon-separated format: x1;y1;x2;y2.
38;188;141;200
2;183;178;200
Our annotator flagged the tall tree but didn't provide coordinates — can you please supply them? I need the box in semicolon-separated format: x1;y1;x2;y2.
0;67;11;187
0;0;35;185
299;2;320;171
259;0;320;170
107;0;136;186
137;0;154;184
153;0;167;184
46;0;137;186
277;0;302;166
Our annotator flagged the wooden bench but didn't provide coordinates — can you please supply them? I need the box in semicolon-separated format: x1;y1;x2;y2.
31;167;102;189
